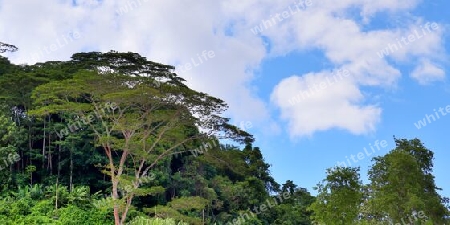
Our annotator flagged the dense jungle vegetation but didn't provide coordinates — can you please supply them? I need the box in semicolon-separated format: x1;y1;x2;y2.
0;43;448;224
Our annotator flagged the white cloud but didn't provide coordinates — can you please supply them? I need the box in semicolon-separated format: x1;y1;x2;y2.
410;59;446;85
271;70;381;138
0;0;272;128
0;0;446;139
265;0;444;137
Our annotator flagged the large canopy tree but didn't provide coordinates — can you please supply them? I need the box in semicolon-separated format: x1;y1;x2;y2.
29;51;253;225
368;138;448;224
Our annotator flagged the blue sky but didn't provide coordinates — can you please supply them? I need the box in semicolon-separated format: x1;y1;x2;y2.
1;0;449;197
250;0;450;196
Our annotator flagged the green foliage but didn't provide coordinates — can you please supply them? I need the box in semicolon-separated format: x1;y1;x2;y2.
127;217;188;225
27;51;257;224
0;184;114;224
145;205;204;225
367;138;448;224
268;182;315;225
56;205;112;225
1;52;447;225
169;196;208;211
309;167;363;225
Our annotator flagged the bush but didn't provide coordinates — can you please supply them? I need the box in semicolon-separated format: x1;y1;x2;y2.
127;216;189;225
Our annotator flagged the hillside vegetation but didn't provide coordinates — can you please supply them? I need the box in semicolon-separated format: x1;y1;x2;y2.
0;47;448;224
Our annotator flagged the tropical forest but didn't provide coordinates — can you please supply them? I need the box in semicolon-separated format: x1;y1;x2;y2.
0;42;448;224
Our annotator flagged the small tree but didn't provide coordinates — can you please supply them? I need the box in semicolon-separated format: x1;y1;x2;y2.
308;167;363;225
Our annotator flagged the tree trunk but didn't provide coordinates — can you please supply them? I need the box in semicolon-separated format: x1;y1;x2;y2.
112;179;121;225
57;136;61;181
42;116;46;169
20;149;24;173
28;124;32;167
104;144;121;225
70;144;73;192
48;131;52;174
121;194;134;224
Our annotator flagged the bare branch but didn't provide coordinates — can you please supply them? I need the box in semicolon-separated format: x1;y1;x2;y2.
0;42;18;53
